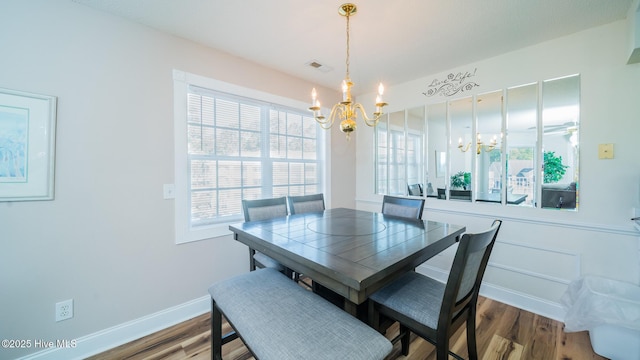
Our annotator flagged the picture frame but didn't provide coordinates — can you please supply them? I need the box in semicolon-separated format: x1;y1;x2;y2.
0;88;57;201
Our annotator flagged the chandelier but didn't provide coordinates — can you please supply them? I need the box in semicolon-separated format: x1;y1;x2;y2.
309;3;388;140
458;134;499;154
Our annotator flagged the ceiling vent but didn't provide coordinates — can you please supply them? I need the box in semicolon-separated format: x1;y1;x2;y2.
306;60;333;73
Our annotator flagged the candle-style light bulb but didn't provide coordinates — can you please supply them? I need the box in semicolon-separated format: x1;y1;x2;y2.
378;83;384;96
342;80;348;101
311;88;317;102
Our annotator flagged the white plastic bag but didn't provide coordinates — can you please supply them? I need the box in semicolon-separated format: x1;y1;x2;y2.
561;276;640;332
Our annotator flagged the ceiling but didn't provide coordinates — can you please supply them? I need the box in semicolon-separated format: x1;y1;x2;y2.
72;0;634;95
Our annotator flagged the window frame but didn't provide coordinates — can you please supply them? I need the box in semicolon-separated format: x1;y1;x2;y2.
173;70;326;244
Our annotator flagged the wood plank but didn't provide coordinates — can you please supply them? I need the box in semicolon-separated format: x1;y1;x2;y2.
482;334;524;360
555;325;606;360
522;314;558;359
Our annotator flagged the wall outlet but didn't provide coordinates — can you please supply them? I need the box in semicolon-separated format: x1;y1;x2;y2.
55;299;73;322
163;184;175;199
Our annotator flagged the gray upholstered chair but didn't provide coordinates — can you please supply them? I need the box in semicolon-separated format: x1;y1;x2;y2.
407;183;423;196
288;193;325;215
242;197;288;273
381;195;425;219
287;193;325;286
368;220;502;360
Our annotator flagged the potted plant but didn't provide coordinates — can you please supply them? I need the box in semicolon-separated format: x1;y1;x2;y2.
450;171;471;190
543;151;568;183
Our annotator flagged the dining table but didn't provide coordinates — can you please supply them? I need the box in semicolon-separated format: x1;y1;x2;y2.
229;207;466;316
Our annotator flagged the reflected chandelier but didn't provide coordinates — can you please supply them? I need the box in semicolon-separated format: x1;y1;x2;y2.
458;134;499;154
309;3;388;140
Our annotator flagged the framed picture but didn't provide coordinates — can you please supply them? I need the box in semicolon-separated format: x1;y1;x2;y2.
0;88;57;201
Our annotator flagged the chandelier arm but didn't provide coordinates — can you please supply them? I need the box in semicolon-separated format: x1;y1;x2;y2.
312;104;337;129
353;103;382;127
458;142;472;152
316;103;342;130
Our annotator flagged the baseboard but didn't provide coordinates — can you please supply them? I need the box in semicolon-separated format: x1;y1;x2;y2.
18;296;211;360
416;264;566;322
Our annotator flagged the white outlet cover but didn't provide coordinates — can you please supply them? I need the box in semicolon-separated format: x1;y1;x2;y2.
56;299;73;322
163;184;175;199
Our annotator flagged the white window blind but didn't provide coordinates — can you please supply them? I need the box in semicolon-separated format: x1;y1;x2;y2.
186;85;321;228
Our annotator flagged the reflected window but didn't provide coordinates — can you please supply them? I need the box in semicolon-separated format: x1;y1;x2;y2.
376;109;425;196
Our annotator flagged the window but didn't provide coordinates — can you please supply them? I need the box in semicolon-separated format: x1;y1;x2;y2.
174;70;324;243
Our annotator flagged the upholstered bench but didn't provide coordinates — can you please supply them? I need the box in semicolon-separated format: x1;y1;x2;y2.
208;268;392;360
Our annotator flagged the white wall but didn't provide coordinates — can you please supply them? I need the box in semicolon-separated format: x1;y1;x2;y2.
356;20;640;319
0;1;348;359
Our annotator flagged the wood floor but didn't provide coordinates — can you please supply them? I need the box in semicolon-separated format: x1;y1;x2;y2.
87;296;606;360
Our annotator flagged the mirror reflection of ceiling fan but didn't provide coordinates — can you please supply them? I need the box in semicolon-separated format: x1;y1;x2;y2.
528;121;578;135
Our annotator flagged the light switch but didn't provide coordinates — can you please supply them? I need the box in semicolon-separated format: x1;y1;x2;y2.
598;143;614;159
163;184;175;199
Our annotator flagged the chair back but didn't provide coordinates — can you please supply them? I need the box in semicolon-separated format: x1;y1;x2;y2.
407;184;423;196
242;197;288;222
288;193;325;215
381;195;425;219
439;220;502;333
449;190;472;201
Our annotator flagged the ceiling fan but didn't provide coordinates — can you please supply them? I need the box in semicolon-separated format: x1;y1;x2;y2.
528;121;578;135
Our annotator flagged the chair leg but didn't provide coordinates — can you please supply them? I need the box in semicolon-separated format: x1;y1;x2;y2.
436;331;449;360
466;316;479;360
249;248;256;271
211;299;222;360
399;324;411;356
367;301;380;331
284;267;295;280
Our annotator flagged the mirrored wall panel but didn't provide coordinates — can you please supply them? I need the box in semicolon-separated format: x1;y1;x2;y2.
541;75;580;210
475;90;503;204
376;109;426;197
426;103;447;199
407;106;426;196
375;74;579;211
375;116;388;194
506;83;538;207
449;97;473;201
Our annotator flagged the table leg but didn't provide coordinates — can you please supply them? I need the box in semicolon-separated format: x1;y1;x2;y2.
343;300;358;317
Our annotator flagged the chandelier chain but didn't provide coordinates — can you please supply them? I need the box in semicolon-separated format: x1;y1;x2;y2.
345;10;350;79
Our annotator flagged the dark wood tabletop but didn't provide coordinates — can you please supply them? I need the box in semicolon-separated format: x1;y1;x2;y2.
229;207;466;315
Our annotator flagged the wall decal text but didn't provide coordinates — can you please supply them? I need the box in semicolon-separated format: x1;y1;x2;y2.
423;68;479;97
